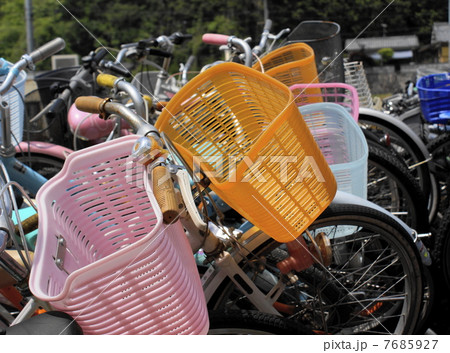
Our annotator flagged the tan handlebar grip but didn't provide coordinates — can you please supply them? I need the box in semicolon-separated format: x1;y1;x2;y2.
97;73;117;88
155;101;168;111
14;213;38;235
75;96;105;114
152;166;180;224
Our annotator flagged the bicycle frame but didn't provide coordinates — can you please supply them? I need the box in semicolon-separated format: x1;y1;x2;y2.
202;190;431;310
0;101;48;196
0;38;66;196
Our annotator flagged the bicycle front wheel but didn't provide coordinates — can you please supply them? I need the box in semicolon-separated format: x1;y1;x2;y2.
209;203;424;334
208;310;314;335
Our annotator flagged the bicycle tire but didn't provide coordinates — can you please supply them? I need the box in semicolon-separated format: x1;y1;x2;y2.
209;203;424;334
208;310;314;335
16;153;64;180
367;140;429;233
442;221;450;291
431;205;450;279
359;111;438;222
421;205;450;334
426;133;450;219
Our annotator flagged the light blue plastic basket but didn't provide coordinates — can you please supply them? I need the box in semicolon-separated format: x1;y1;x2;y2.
299;102;368;199
0;60;27;145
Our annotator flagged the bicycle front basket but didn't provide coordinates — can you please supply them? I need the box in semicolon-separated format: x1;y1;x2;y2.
299;103;368;199
253;43;322;104
290;82;359;121
0;60;26;145
156;63;337;243
417;73;450;124
29;135;208;335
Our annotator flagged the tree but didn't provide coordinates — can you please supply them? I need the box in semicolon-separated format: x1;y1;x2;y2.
378;47;394;64
0;0;447;69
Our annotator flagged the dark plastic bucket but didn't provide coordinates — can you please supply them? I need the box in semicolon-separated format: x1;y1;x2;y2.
285;21;344;83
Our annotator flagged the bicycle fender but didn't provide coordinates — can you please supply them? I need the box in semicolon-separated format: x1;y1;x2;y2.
15;141;72;160
359;107;431;161
331;191;431;266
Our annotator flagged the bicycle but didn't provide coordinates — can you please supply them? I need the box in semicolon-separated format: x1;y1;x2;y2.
25;62;428;334
0;158;54;329
283;22;437;225
17;32;194;178
15;43;160;179
202;29;430;234
0;38;66;197
342;60;439;224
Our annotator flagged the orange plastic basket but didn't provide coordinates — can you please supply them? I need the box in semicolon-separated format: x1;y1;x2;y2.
156;63;336;243
253;43;322;105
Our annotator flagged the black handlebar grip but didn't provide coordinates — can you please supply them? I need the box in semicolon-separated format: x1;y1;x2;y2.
100;60;132;77
47;97;67;118
93;48;108;64
137;38;158;49
28;37;66;65
148;48;173;58
263;19;273;32
169;32;193;45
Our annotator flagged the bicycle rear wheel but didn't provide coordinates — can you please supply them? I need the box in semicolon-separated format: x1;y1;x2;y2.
367;140;429;233
359;111;437;222
209;203;424;334
426;133;450;220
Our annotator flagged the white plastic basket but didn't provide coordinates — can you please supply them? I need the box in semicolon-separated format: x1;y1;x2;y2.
0;61;27;145
344;61;374;109
29;135;209;335
299;103;368;199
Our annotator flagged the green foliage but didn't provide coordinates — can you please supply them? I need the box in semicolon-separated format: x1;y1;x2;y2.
0;0;447;71
378;47;394;64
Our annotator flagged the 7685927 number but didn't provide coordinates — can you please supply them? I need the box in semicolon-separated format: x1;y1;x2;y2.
384;340;438;350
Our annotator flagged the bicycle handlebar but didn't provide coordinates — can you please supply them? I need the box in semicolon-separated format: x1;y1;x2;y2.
0;37;65;96
263;19;273;32
42;49;131;120
202;34;252;67
99;60;131;77
116;32;190;63
74;96;157;136
202;33;230;46
96;73;117;88
147;48;173;58
253;19;272;56
152;165;180;223
96;73;147;118
75;96;180;223
90;48;108;65
168;32;193;45
28;37;66;67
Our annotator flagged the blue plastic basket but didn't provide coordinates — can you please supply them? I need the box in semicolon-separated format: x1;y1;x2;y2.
417;73;450;124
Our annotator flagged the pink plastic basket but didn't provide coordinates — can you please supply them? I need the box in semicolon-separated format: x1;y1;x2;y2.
29;135;209;335
289;83;359;121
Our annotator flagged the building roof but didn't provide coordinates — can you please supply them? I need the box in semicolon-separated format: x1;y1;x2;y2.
344;35;419;52
431;22;450;43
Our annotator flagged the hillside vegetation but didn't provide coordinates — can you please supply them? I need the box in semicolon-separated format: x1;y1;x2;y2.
0;0;445;70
